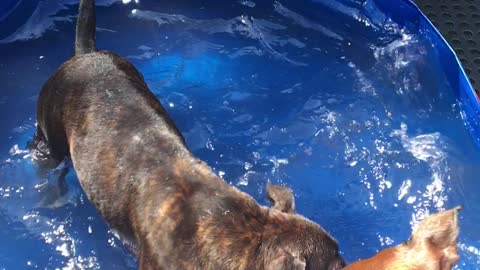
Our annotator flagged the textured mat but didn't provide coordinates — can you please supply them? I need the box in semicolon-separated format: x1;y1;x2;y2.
415;0;480;93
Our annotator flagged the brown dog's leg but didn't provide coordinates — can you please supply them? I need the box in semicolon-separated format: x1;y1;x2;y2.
29;128;70;207
36;164;69;208
28;128;61;166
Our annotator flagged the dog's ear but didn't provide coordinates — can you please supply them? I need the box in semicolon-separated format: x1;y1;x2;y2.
266;184;295;213
266;251;306;270
409;206;462;269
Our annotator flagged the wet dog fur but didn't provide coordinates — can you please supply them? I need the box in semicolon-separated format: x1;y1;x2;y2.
31;0;346;269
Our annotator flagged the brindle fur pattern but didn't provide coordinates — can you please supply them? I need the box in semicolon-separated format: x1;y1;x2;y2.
34;16;345;270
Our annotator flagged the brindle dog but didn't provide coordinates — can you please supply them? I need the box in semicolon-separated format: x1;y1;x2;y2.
31;0;345;269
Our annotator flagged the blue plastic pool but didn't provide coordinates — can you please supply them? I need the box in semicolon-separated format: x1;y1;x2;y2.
1;0;479;269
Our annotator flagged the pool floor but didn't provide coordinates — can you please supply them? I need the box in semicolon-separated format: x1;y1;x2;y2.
0;0;479;269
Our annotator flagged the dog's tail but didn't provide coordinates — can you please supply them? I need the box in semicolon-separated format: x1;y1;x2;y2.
75;0;96;55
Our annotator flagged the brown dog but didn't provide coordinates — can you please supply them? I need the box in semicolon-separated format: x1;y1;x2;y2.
345;207;461;270
30;0;345;269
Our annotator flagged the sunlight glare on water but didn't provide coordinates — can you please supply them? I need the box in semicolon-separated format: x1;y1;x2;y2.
0;0;479;269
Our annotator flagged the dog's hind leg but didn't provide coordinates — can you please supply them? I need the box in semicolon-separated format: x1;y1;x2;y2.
36;162;70;208
28;128;56;166
28;128;70;207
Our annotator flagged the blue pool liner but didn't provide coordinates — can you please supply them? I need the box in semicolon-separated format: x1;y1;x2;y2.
1;0;478;147
374;0;480;147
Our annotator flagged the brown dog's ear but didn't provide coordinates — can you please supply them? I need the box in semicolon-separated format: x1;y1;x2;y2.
266;184;295;213
410;206;462;269
266;251;306;270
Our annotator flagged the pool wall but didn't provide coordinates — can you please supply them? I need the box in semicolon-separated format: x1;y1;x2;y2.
375;0;480;147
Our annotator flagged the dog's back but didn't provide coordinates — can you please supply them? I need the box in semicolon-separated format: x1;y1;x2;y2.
36;51;185;158
35;0;185;162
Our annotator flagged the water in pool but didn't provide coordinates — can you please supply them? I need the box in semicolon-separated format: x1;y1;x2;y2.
0;0;479;269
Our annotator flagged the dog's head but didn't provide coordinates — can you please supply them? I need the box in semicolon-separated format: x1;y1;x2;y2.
260;184;345;270
344;206;462;270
